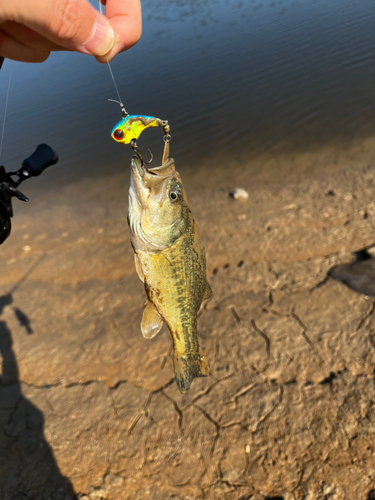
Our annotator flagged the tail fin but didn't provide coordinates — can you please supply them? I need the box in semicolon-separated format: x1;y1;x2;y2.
173;349;210;393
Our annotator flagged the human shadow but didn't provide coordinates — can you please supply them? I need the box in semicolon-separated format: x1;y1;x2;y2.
0;293;77;500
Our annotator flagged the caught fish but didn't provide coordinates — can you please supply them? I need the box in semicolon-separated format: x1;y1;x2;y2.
128;155;212;393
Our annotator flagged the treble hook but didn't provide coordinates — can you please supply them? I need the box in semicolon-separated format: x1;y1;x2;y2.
144;149;153;165
131;140;153;166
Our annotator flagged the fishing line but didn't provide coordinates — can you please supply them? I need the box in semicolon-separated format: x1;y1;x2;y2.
100;0;171;162
106;62;126;113
97;0;127;114
0;61;13;162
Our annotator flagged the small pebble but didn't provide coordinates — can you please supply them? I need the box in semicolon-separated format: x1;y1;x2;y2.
230;187;249;200
22;245;31;252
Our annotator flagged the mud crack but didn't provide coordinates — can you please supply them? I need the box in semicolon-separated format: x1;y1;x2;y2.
251;319;271;358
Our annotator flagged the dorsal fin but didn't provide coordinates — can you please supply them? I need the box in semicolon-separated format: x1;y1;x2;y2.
203;282;213;301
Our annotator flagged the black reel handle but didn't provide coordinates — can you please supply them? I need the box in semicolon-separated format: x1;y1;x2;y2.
0;143;58;245
20;143;58;180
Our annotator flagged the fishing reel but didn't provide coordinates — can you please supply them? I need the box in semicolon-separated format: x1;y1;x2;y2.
0;143;58;245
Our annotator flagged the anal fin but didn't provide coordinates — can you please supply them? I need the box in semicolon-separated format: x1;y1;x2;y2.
141;301;163;339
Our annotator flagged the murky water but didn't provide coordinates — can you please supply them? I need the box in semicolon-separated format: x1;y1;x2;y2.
0;0;375;191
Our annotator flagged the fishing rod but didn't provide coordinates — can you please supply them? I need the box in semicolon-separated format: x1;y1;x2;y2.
0;57;59;245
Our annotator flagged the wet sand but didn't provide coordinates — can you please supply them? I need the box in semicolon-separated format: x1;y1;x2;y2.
1;137;375;499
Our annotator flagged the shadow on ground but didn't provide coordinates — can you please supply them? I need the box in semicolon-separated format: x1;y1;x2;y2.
0;293;76;500
329;247;375;297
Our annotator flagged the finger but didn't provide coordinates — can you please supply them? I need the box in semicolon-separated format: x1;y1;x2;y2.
1;21;63;52
0;28;49;62
106;0;142;48
0;0;115;57
96;0;141;63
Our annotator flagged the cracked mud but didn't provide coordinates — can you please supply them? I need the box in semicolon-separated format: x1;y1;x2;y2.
1;145;375;499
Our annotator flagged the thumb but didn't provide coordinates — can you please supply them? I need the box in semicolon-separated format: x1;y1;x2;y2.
1;0;115;56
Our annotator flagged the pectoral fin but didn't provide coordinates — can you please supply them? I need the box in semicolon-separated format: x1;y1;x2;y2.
134;254;145;282
141;301;164;339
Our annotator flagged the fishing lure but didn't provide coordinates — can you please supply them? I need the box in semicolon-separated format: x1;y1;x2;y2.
110;101;171;164
111;114;166;144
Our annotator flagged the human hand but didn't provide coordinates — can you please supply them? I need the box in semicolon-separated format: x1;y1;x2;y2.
0;0;142;63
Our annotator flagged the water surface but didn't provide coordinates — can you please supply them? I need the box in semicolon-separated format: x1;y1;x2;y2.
0;0;374;190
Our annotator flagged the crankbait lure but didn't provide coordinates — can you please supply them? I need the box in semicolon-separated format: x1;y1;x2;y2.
111;115;167;144
110;101;171;165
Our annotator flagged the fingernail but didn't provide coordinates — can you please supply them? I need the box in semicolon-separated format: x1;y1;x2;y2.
83;19;115;56
95;43;125;64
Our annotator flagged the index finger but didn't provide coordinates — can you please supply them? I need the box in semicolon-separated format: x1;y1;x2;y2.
96;0;142;63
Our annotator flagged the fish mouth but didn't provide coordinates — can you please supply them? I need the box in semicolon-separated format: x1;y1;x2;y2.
147;158;175;177
130;155;175;179
131;156;175;189
130;155;176;207
130;155;145;179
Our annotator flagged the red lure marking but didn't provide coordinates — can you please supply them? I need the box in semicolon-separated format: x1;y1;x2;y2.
113;129;124;140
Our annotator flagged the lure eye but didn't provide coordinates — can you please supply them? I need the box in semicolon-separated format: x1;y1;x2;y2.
170;191;179;201
113;129;124;140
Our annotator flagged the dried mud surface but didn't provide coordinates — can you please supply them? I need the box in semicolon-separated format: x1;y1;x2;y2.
1;143;375;499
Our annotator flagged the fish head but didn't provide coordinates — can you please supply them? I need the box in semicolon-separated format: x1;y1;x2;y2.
128;156;191;252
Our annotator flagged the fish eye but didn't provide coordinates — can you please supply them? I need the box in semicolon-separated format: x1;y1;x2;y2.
113;129;124;140
169;191;179;201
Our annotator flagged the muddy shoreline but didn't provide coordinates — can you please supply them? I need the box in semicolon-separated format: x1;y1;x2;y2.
1;138;375;499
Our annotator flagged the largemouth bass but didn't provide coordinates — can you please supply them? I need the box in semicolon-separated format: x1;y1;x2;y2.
128;155;212;393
